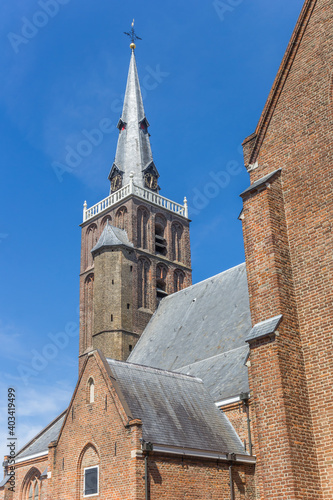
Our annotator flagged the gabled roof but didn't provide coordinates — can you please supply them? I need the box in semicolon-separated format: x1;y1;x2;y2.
107;358;246;455
111;50;159;187
177;346;249;403
91;222;133;254
242;0;317;167
15;411;66;460
129;263;251;401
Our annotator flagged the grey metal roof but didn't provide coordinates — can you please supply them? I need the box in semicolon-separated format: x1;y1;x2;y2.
91;222;133;254
129;263;251;401
16;412;66;460
246;314;283;343
240;168;281;198
111;50;159;188
107;359;246;455
178;346;250;402
0;475;10;488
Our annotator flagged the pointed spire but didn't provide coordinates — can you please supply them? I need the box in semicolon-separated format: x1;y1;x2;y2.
109;50;159;190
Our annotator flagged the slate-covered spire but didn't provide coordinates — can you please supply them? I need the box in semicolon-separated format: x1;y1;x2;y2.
109;48;159;191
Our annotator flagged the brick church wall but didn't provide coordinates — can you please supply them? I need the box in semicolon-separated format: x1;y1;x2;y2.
2;456;48;500
146;456;255;500
241;0;333;498
222;402;255;456
47;353;141;500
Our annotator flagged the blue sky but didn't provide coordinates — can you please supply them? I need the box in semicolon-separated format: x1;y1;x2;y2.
0;0;304;460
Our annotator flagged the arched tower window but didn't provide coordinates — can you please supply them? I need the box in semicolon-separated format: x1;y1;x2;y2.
137;207;149;249
116;206;128;231
155;215;167;256
84;274;94;352
174;269;185;292
156;264;168;302
172;222;183;262
87;378;95;403
138;258;150;309
85;223;98;269
101;214;111;227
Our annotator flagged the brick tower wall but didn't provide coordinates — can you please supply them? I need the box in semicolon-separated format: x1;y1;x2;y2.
79;196;192;371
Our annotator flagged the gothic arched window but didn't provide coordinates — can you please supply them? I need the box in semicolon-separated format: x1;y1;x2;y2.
85;223;98;269
77;444;100;498
156;264;168;302
116;206;128;231
155;215;167;256
84;274;94;352
172;222;183;262
101;214;111;228
174;269;185;292
138;258;150;309
87;377;95;403
23;469;41;500
137;207;149;249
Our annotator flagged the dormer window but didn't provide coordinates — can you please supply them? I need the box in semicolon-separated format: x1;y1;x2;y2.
139;117;149;134
117;119;126;132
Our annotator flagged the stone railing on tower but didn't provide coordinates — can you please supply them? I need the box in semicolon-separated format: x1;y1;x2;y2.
83;174;188;222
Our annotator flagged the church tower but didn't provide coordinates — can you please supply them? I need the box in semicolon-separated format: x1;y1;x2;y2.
79;44;192;370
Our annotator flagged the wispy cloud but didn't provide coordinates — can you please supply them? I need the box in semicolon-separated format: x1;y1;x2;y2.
0;376;72;462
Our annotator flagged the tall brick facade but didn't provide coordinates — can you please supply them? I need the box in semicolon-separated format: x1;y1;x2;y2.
1;3;332;500
241;0;333;498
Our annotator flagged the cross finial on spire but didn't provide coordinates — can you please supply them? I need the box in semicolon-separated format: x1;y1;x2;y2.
124;19;142;50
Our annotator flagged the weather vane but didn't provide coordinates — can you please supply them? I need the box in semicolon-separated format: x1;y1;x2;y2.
124;19;142;49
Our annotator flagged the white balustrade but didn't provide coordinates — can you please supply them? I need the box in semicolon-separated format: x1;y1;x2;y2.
83;182;187;222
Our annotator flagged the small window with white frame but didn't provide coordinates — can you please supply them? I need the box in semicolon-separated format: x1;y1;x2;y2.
87;377;95;403
84;465;99;497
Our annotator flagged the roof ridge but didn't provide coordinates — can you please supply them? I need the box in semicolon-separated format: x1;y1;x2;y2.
177;345;249;371
162;262;246;301
107;358;203;382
